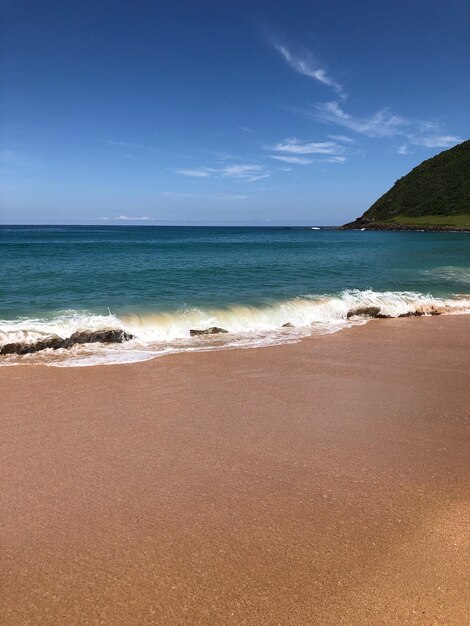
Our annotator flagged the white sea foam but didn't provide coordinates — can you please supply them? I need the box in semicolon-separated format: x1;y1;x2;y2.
1;290;469;367
0;311;124;347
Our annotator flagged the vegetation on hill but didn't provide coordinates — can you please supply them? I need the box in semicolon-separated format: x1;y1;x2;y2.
343;140;470;230
388;214;470;228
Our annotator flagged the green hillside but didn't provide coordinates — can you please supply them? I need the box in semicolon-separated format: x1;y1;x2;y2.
343;140;470;230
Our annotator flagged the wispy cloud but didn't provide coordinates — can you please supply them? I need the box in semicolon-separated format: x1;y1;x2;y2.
397;144;412;155
269;155;312;164
267;138;345;155
173;163;269;182
325;156;347;163
313;101;463;148
411;135;462;148
270;36;463;158
172;167;214;177
328;134;355;143
314;101;409;138
275;45;345;98
264;137;347;165
221;164;268;181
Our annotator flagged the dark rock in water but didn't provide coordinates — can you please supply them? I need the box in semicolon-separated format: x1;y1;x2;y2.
189;327;229;336
0;335;63;355
1;342;26;355
282;322;294;327
65;329;134;346
0;328;134;356
345;304;452;321
397;305;447;318
345;304;451;322
415;305;446;316
346;306;382;319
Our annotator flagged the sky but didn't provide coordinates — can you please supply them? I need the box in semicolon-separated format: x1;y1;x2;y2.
1;0;469;225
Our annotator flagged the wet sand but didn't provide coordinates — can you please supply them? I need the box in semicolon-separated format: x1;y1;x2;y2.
1;315;469;625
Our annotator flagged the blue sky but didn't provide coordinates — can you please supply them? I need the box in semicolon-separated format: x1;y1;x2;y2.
1;0;469;225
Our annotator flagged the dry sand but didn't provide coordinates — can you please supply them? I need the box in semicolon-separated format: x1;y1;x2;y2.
1;315;469;625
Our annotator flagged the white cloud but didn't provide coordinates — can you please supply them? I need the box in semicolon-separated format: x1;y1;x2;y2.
264;137;347;166
117;215;151;221
328;134;355;143
314;101;410;138
397;144;411;155
275;45;344;98
90;215;153;221
268;137;344;155
325;156;347;163
173;163;269;182
269;155;313;164
172;167;214;177
410;135;462;148
222;164;261;177
314;101;463;148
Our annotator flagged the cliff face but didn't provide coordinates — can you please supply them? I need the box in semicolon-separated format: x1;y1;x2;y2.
342;140;470;231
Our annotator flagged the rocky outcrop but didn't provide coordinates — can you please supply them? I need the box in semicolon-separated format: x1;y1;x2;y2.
398;305;450;316
414;305;450;316
189;327;229;336
346;306;393;319
1;336;63;355
282;322;294;327
347;306;383;318
0;329;134;356
67;329;134;345
339;218;469;232
346;304;454;321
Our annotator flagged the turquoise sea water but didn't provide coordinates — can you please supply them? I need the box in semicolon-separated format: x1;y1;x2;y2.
1;226;469;365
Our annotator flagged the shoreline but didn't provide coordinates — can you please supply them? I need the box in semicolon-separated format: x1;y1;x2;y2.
2;294;470;368
1;315;469;624
339;219;470;232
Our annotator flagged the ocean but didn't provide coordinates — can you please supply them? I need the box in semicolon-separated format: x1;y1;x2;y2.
1;225;469;366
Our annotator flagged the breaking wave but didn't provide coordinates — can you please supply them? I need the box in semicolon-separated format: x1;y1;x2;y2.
1;289;469;367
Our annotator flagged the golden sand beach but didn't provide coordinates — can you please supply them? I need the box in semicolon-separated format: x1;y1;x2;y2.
1;315;469;625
